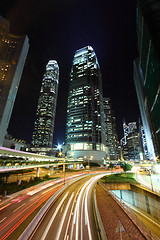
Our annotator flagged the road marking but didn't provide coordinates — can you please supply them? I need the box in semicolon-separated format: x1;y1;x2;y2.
41;192;69;240
56;192;74;240
0;217;6;223
13;203;25;212
0;203;11;211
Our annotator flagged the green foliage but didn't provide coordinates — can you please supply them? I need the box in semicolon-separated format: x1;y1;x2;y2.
121;162;132;172
100;173;137;183
108;163;114;169
43;174;50;180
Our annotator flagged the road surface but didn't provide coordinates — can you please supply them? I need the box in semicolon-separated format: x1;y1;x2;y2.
0;174;85;240
30;174;107;240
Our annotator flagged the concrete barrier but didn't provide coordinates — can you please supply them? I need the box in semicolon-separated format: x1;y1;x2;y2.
94;186;107;240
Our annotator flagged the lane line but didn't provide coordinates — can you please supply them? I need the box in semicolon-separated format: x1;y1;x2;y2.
0;203;11;211
0;217;6;223
56;192;74;240
40;192;69;240
13;203;25;212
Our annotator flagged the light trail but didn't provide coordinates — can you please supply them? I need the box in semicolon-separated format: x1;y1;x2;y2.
64;192;78;240
0;185;62;240
56;192;74;240
41;192;69;240
71;174;107;240
0;188;60;240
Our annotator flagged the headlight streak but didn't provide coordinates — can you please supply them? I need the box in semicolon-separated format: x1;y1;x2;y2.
0;185;62;240
40;192;69;240
56;192;74;240
84;175;105;240
64;191;79;240
71;174;107;240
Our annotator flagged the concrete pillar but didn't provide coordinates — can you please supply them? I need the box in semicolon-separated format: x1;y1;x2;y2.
76;164;80;170
36;167;40;177
63;164;65;172
50;166;54;175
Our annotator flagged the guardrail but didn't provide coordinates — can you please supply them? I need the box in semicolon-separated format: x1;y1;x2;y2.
0;162;82;172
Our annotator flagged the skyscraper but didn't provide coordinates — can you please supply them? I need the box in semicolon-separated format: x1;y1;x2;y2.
31;60;59;149
0;16;29;146
121;121;143;161
65;46;106;164
133;0;160;161
103;97;118;160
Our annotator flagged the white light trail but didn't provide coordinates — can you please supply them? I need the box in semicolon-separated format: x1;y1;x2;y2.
56;192;74;240
72;174;107;240
41;192;69;240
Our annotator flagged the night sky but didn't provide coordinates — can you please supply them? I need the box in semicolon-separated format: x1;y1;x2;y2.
0;0;139;145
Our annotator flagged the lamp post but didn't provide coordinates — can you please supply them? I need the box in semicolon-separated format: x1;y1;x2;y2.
88;156;93;173
149;169;153;192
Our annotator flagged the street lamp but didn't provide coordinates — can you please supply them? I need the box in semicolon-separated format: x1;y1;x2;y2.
148;169;154;192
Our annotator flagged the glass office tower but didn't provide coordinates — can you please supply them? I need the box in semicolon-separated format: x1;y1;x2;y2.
103;97;118;160
133;0;160;161
66;46;106;164
0;16;29;146
32;60;59;148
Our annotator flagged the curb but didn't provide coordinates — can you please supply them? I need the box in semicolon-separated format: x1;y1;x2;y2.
94;184;107;240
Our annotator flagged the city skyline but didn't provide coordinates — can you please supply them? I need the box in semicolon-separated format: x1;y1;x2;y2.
0;0;139;145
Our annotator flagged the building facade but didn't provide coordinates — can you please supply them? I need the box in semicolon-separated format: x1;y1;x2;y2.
103;97;118;160
0;16;29;146
31;60;59;149
133;0;160;161
121;122;143;161
65;46;106;164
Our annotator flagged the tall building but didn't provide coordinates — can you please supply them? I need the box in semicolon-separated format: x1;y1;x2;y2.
139;122;149;160
65;46;106;164
103;97;118;160
31;60;59;149
133;0;160;161
121;121;143;161
127;124;143;162
0;16;29;146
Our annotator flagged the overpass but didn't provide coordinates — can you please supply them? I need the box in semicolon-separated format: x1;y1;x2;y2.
0;146;83;175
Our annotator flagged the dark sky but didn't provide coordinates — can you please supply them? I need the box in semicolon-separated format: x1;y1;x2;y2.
0;0;139;145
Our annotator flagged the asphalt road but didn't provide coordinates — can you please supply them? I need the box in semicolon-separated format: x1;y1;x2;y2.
0;175;85;240
31;174;107;240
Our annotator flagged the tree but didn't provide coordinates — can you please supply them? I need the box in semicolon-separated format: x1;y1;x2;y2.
121;162;132;172
108;163;114;169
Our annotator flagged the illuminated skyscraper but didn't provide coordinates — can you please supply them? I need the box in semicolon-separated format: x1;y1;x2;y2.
103;97;118;160
31;60;59;148
65;46;106;164
0;16;29;146
133;0;160;161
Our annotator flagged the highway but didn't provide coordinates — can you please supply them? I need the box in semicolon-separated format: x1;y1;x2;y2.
0;174;85;240
25;174;107;240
